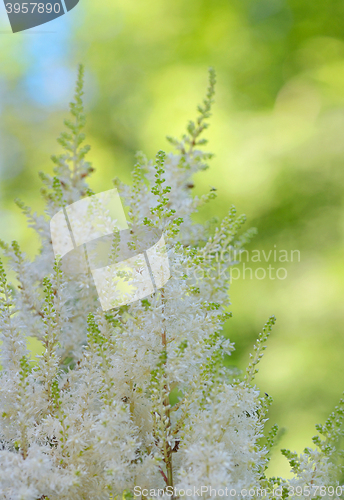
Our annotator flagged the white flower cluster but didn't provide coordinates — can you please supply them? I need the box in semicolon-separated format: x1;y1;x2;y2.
0;66;343;500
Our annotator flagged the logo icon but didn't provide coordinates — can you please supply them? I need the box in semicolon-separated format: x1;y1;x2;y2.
50;189;170;311
4;0;80;33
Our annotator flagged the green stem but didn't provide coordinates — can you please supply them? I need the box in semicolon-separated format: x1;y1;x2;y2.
161;291;173;490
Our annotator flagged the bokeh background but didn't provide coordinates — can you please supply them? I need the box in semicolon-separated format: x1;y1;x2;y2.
1;0;344;477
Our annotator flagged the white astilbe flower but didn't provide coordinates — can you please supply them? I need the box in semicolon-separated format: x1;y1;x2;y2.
176;384;266;498
0;65;343;500
0;445;75;500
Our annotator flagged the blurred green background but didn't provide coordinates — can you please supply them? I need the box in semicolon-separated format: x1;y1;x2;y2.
1;0;344;477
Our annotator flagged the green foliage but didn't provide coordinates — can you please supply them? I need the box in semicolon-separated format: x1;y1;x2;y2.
280;449;300;473
52;65;92;179
167;67;216;159
313;395;344;454
37;64;94;209
0;257;14;313
245;315;277;384
150;151;174;218
19;355;31;383
87;312;107;349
